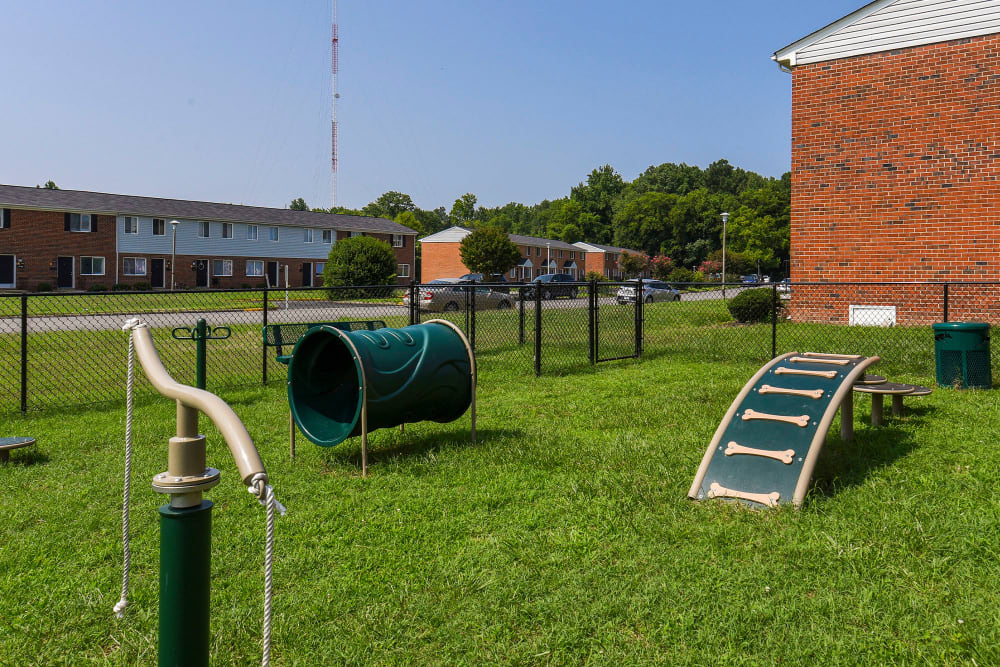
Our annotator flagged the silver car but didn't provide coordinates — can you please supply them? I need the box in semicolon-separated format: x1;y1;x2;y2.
403;280;513;312
615;279;681;304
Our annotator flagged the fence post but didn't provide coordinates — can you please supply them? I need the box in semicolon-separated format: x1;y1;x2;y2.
771;284;778;359
518;287;525;346
634;280;643;358
943;283;949;323
20;294;28;413
534;282;542;377
469;284;477;352
261;286;268;386
588;280;595;364
409;280;417;326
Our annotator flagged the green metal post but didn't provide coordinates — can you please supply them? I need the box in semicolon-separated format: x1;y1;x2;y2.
195;318;207;390
159;500;213;667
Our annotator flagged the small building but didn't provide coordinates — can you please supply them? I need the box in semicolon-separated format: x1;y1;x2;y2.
572;242;648;280
0;184;417;291
418;227;586;282
773;0;1000;323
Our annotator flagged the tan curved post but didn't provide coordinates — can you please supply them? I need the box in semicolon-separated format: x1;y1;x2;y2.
426;319;476;444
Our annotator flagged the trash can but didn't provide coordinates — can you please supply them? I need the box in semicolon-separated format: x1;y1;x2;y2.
933;322;991;389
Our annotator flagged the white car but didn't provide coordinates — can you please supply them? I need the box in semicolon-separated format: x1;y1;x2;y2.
616;279;681;304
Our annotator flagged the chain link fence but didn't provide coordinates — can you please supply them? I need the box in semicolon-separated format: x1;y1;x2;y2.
1;281;997;414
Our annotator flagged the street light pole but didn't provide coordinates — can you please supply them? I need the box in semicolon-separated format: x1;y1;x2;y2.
720;212;729;299
170;220;179;290
546;243;551;275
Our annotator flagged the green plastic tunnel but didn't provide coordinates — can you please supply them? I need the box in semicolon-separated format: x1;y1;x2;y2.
287;322;474;447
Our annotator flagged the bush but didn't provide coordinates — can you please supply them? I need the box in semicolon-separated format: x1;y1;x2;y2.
667;267;700;284
86;284;107;292
132;282;151;291
35;282;52;292
584;271;608;282
727;287;780;323
323;236;397;299
112;283;131;291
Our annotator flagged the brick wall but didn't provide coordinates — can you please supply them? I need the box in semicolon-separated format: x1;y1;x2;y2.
790;33;1000;323
420;242;471;282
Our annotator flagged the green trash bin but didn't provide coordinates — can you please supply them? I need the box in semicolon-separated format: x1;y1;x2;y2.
933;322;991;389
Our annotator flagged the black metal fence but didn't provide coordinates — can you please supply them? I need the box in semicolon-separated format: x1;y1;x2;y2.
1;281;995;414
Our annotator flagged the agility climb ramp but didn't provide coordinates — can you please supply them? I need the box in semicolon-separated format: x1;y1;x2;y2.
689;352;879;509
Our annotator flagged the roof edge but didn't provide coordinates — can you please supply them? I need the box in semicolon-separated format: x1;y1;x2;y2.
772;0;896;66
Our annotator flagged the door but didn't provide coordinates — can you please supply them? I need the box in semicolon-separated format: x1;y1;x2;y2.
195;260;209;288
0;255;14;288
150;258;165;289
266;261;279;287
301;262;312;287
57;256;74;288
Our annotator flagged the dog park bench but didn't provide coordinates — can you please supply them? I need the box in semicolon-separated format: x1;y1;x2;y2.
262;320;387;365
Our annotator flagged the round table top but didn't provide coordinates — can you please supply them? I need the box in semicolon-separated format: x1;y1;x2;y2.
905;385;933;397
854;382;920;395
855;374;887;385
0;437;35;450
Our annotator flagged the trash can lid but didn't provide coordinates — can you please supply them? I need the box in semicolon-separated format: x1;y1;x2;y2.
933;321;990;331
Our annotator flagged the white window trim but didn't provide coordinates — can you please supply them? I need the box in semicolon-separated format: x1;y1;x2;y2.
397;263;410;278
123;257;147;276
70;213;91;232
80;256;105;276
221;222;233;239
247;224;258;241
350;231;362;238
197;221;210;238
304;228;314;243
153;218;165;236
247;260;264;277
392;234;404;248
213;259;233;277
124;216;139;235
322;230;333;243
315;262;325;275
268;226;279;242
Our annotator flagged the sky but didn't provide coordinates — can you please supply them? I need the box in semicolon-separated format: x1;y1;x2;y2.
1;0;867;212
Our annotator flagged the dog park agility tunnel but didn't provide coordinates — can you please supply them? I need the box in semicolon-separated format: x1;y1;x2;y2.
287;320;475;448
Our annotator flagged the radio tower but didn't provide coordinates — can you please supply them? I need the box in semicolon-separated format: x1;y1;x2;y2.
331;0;339;208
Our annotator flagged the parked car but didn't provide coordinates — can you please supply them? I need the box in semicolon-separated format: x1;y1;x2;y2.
776;278;791;296
616;279;681;304
741;274;760;284
521;273;579;300
403;280;513;312
457;272;511;293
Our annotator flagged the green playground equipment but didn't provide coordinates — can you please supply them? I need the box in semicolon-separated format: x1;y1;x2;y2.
286;319;476;474
689;352;879;509
171;318;231;390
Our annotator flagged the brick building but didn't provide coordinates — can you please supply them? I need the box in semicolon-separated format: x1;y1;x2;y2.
572;242;648;280
773;0;1000;324
419;227;587;282
0;184;416;291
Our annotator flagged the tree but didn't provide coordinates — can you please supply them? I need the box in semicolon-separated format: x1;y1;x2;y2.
394;210;423;235
450;193;477;224
649;255;675;280
618;250;649;277
362;191;416;219
37;180;59;190
322;236;397;297
458;227;521;277
612;191;676;256
570;164;625;242
289;197;308;211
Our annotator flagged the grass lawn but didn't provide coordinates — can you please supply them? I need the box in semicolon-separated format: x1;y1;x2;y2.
2;352;999;664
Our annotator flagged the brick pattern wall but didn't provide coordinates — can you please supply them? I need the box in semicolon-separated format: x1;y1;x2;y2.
790;33;1000;323
420;242;587;283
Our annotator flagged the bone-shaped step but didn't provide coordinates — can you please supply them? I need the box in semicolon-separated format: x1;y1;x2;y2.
801;352;862;360
789;356;851;366
724;441;795;464
758;384;824;399
741;409;810;427
707;482;781;507
774;367;838;379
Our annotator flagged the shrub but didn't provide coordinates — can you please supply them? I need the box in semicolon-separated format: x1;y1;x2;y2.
86;284;107;292
132;281;151;291
667;266;700;284
584;271;608;282
323;236;397;299
35;282;52;292
727;287;780;323
112;283;131;291
649;255;675;280
241;283;251;289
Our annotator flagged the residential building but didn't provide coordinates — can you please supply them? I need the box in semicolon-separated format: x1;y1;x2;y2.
573;242;648;280
419;227;585;282
0;185;417;291
773;0;1000;323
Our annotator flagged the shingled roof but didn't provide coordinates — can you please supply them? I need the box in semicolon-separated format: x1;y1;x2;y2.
0;184;417;235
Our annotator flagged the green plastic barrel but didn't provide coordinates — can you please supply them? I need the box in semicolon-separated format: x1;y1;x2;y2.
933;322;991;389
287;322;473;446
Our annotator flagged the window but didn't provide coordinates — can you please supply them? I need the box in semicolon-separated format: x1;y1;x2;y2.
198;221;210;238
247;260;264;277
221;223;233;239
570;251;574;259
322;230;332;243
1;208;9;229
304;228;314;243
123;257;147;276
247;224;258;241
392;234;404;248
351;231;362;238
397;263;410;278
315;262;325;275
268;226;278;242
535;247;541;256
153;219;165;236
69;213;91;232
213;259;233;276
80;256;105;275
124;216;139;235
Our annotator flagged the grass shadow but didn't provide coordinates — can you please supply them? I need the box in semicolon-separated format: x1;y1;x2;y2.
1;446;49;467
318;426;523;468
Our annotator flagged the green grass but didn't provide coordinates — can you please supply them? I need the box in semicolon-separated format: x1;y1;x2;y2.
2;354;999;664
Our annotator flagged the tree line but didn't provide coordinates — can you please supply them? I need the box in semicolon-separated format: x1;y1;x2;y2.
292;158;790;278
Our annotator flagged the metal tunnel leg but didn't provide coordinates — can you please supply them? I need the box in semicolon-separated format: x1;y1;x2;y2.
289;410;295;460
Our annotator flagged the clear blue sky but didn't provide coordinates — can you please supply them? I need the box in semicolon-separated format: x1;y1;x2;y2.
1;1;864;212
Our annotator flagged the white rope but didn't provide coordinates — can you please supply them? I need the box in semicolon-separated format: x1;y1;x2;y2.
115;318;142;618
249;476;285;666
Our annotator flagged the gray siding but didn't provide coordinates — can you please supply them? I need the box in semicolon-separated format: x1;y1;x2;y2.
784;0;1000;65
116;216;334;260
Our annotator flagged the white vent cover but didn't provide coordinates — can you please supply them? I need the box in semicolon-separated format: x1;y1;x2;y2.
849;305;896;327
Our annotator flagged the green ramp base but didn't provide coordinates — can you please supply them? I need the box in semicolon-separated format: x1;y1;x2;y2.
688;352;879;509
